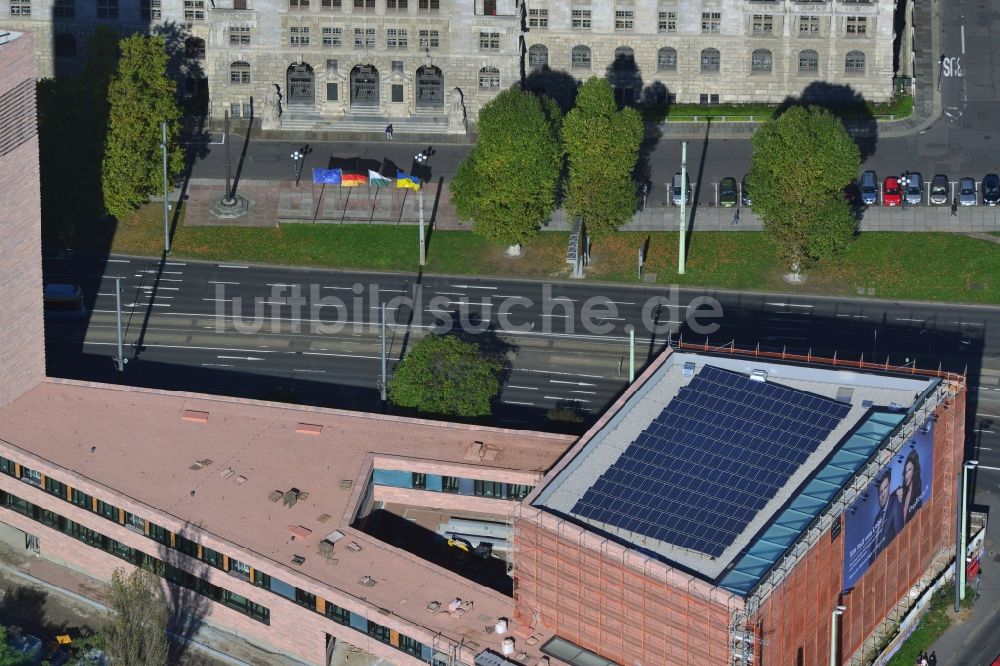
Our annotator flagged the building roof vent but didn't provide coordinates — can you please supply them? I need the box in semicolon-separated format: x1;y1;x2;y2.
836;387;854;403
181;410;209;423
296;423;323;435
749;369;767;383
683;361;696;377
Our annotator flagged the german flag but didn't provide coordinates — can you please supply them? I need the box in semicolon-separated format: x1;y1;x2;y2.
341;172;368;187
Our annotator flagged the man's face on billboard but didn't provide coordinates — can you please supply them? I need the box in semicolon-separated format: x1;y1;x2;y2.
878;476;891;509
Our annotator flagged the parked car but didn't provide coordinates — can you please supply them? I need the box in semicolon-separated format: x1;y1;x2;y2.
719;177;738;207
929;174;949;205
860;170;878;205
983;174;1000;206
671;172;691;206
883;176;901;206
959;177;977;206
904;172;922;205
741;173;751;206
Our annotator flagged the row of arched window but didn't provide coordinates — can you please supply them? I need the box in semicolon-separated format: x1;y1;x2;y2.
227;61;507;89
529;44;867;76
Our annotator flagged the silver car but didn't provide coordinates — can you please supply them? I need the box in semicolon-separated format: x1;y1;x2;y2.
959;177;977;206
671;173;691;206
860;170;878;205
904;172;922;205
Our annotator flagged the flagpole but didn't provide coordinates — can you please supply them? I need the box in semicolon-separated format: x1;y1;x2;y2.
419;187;425;267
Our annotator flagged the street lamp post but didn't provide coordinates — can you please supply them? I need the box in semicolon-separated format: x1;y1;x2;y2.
899;173;911;209
161;121;170;254
830;606;846;666
678;140;688;275
291;150;304;187
415;151;429;266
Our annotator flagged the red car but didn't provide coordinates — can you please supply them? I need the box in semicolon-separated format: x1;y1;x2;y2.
883;176;901;206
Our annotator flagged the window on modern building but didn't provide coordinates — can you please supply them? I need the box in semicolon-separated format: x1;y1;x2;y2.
96;0;117;19
441;475;462;492
0;458;12;477
326;602;351;624
701;11;720;33
10;0;31;15
474;480;503;497
252;568;270;589
845;50;865;74
290;26;309;46
479;31;500;51
354;27;375;48
367;621;391;644
202;546;224;569
751;48;772;73
230;26;251;45
418;29;439;49
528;7;547;29
752;14;773;34
658;10;676;33
70;488;91;508
798;49;819;73
175;533;199;557
571;8;591;30
846;16;867;35
417;0;438;10
148;522;169;545
799;15;820;35
183;0;204;20
399;634;423;657
614;9;634;31
138;0;159;19
701;48;720;72
528;44;548;68
386;0;406;9
228;557;251;580
411;472;427;489
322;27;342;46
571;44;591;69
43;476;67;498
321;0;341;7
657;46;677;71
294;587;316;609
53;0;75;17
506;484;533;501
353;0;374;10
185;37;205;59
124;511;145;533
19;466;42;487
96;500;117;521
386;28;407;48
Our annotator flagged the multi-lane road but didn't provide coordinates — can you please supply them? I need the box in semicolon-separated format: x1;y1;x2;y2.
44;252;1000;460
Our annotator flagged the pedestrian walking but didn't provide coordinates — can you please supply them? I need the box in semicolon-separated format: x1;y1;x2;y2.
731;208;740;226
385;124;394;141
951;196;958;216
928;651;937;666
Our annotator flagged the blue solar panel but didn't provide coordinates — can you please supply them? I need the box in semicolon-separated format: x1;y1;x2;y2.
572;365;851;557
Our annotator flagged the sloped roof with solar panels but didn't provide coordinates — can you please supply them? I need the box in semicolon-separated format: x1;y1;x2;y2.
533;352;936;591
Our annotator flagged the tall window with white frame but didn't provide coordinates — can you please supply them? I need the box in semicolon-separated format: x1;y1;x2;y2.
322;26;342;47
230;26;251;45
417;0;438;11
752;14;773;35
139;0;159;19
478;66;500;89
386;0;406;10
230;61;251;84
658;10;676;33
701;11;720;33
845;16;867;36
321;0;341;8
53;0;75;17
184;0;204;20
96;0;117;19
354;27;375;48
571;8;591;30
386;28;407;48
799;15;820;36
479;31;500;51
844;50;865;74
353;0;374;11
418;29;439;49
10;0;30;15
289;0;309;9
798;49;819;74
614;7;634;31
571;44;591;69
528;7;547;29
290;26;309;46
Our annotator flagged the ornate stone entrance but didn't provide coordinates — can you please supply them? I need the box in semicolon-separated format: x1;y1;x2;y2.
286;63;315;107
350;64;380;109
415;66;444;110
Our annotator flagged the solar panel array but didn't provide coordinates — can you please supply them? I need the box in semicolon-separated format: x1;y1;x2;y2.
571;365;852;557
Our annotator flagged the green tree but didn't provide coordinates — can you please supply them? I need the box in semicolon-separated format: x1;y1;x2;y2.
102;34;184;220
102;566;170;666
450;89;562;250
0;625;32;666
389;334;503;417
561;77;643;241
747;105;861;273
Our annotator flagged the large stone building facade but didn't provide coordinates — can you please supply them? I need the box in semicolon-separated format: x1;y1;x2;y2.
3;0;896;131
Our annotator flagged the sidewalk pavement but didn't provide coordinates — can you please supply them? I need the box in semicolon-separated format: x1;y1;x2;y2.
180;177;1000;234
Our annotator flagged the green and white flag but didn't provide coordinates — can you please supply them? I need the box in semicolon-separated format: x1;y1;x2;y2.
368;169;392;187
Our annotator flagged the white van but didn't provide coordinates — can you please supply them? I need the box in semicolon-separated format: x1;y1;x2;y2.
671;173;691;206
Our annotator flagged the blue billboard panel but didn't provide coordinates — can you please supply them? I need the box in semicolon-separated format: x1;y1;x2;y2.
842;419;934;590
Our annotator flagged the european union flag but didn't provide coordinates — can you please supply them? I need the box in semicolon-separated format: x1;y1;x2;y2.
312;168;342;185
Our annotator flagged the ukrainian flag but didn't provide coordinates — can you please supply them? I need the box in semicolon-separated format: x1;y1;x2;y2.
396;170;421;191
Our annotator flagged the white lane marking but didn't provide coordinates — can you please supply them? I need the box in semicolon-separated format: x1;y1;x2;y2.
106;259;131;263
835;314;868;319
266;283;297;287
961;24;966;54
302;351;398;360
523;369;603;379
544;395;592;403
606;301;636;306
894;317;925;322
124;303;171;308
164;261;187;266
208;281;240;285
568;390;597;395
973;429;994;433
140;286;179;291
540;313;569;318
368;306;399;311
451;284;498;290
322;286;355;290
200;363;234;368
765;302;814;308
549;380;598;387
293;369;327;374
219;264;249;269
217;355;265;361
137;269;184;275
203;298;229;302
978;413;1000;419
597;317;625;321
955;322;984;327
446;301;492;308
435;291;467;296
426;308;455;314
379;289;405;293
504;401;535;406
977;465;1000;471
507;385;539;390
